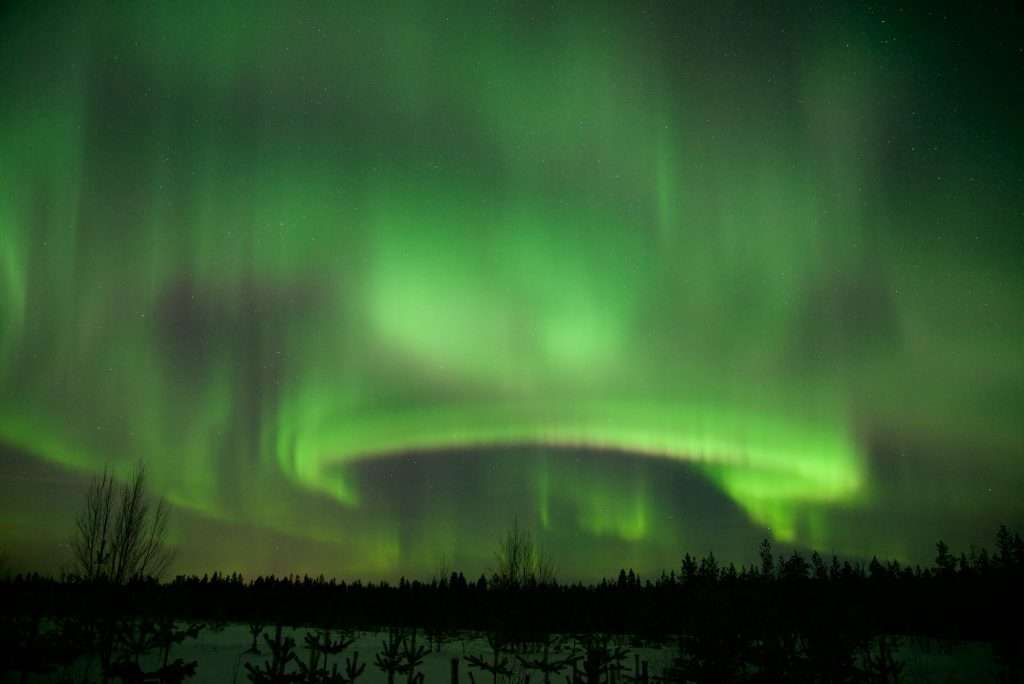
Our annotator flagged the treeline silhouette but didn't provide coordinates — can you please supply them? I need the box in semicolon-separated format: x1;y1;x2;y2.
2;526;1022;682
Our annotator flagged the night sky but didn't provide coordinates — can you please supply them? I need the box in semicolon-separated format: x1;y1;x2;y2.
1;1;1022;581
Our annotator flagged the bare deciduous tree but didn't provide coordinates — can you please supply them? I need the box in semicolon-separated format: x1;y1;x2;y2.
71;461;173;583
433;552;452;586
493;517;556;588
72;466;115;582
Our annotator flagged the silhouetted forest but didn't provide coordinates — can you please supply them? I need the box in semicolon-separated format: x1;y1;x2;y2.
2;526;1022;682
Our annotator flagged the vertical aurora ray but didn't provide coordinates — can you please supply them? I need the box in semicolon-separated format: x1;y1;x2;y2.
0;1;1021;578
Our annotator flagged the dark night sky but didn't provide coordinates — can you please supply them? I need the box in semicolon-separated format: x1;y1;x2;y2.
0;1;1022;580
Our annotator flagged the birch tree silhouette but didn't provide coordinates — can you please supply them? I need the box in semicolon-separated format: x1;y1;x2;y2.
71;460;173;582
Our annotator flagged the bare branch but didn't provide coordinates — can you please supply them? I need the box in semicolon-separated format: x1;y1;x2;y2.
71;466;114;581
70;460;173;583
493;517;556;588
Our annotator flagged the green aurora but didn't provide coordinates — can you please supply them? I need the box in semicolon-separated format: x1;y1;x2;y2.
1;2;1022;579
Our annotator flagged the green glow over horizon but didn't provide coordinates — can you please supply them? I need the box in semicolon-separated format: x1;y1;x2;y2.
0;1;1021;579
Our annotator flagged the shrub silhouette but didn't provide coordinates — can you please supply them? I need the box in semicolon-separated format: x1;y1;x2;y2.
373;627;429;684
515;634;577;684
466;632;515;684
245;624;302;684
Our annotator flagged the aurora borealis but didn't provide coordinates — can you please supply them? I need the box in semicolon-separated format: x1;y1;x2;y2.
1;1;1021;580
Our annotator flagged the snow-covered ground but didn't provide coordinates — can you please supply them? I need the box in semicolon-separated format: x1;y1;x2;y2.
7;623;999;683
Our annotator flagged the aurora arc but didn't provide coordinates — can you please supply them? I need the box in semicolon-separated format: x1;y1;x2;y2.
1;1;1021;578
